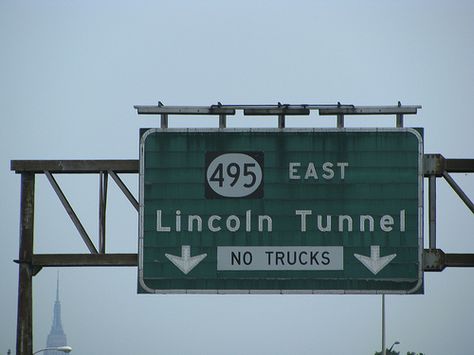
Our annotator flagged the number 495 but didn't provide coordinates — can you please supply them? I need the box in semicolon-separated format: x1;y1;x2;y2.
205;152;264;199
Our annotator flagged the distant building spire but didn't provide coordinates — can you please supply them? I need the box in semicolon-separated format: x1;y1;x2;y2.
56;271;59;302
45;272;67;355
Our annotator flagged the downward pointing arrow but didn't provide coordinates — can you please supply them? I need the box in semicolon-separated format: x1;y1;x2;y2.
354;245;396;275
165;245;207;275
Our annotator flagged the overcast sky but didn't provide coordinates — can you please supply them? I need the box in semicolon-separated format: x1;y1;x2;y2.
1;1;473;354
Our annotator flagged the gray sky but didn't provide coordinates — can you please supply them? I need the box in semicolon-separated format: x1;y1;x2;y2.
1;1;473;354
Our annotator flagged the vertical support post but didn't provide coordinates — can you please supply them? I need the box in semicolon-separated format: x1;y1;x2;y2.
16;172;35;355
278;114;285;128
99;171;108;254
337;114;344;128
382;294;386;355
219;114;226;128
161;114;168;129
429;175;437;249
396;113;404;128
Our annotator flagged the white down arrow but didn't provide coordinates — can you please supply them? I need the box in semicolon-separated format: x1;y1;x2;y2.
165;245;207;275
354;245;396;275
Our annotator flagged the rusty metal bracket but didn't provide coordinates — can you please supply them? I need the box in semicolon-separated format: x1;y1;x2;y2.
424;249;474;271
424;154;446;177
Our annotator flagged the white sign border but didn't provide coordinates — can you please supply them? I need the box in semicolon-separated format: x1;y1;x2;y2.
138;128;424;295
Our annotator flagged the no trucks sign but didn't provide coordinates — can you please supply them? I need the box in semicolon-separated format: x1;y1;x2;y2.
138;128;423;294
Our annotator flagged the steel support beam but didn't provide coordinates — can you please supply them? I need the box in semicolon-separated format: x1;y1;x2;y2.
424;249;474;271
337;114;344;128
278;114;285;128
135;103;422;130
219;114;226;128
26;251;471;271
446;158;474;173
11;160;138;174
134;105;236;115
31;253;138;267
396;113;404;128
134;104;420;116
243;107;310;116
13;156;467;175
318;105;421;115
424;155;474;175
16;173;35;355
429;176;437;249
160;114;168;129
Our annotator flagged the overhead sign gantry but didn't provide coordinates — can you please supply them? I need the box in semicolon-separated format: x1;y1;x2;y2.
11;102;474;355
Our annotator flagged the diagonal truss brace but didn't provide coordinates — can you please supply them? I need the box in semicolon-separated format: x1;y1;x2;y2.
442;171;474;213
45;171;99;254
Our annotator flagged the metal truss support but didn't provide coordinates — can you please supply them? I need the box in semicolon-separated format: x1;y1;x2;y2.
11;160;139;265
424;154;474;253
11;156;473;273
9;150;474;355
11;160;139;355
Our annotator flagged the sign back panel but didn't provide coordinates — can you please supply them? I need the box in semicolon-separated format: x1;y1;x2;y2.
138;128;423;294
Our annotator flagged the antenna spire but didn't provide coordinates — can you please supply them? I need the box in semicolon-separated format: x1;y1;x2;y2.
56;271;60;301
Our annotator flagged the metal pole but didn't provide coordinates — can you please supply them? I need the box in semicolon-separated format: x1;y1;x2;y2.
278;114;285;128
161;114;168;129
16;172;35;355
219;114;226;128
337;114;344;128
396;113;404;128
429;176;437;249
382;294;386;355
99;171;108;254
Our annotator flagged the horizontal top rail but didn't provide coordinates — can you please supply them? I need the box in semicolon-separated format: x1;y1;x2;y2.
134;103;421;116
318;105;421;115
10;156;474;174
11;160;139;174
424;154;474;175
446;159;474;173
135;106;236;115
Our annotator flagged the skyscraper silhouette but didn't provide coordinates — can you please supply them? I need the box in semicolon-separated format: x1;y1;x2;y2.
45;274;67;355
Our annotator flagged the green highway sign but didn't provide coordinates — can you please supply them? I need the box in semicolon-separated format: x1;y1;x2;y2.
138;128;423;294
